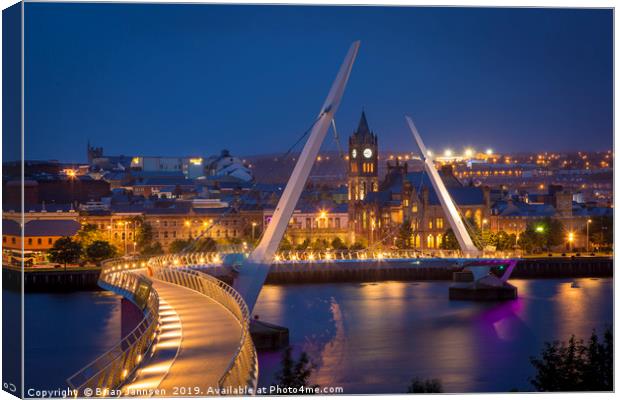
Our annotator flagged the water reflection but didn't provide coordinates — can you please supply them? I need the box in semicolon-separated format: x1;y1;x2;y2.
254;278;612;393
24;291;122;390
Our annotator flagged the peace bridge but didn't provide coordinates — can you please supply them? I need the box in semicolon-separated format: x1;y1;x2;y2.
65;41;523;396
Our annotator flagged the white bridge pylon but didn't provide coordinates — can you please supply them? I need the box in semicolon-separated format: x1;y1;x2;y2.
405;116;481;257
234;41;361;312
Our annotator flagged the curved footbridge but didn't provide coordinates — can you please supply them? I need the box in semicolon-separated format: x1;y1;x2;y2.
67;259;258;397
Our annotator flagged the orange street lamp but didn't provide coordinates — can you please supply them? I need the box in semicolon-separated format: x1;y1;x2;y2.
567;232;575;252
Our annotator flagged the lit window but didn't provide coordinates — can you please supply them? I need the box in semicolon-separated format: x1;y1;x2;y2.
427;234;434;248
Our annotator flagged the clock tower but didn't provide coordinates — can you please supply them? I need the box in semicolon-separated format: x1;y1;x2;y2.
348;111;378;202
348;111;379;242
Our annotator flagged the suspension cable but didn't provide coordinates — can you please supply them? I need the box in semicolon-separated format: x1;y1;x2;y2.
179;112;327;254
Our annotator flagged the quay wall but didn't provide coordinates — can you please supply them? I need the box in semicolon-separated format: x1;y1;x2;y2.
199;256;613;284
5;256;612;291
2;267;101;292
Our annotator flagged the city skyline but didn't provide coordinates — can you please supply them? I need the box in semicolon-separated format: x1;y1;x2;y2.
24;4;613;161
3;3;614;397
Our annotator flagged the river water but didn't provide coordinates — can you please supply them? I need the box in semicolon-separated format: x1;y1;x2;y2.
18;277;612;394
253;278;613;393
20;290;123;393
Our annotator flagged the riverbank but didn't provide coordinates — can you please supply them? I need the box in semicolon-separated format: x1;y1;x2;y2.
5;256;612;292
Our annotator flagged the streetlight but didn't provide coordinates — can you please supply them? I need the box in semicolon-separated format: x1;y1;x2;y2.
251;222;257;241
586;219;592;253
567;232;575;253
535;225;545;253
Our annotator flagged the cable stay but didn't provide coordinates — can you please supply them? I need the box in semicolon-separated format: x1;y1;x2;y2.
180;113;325;254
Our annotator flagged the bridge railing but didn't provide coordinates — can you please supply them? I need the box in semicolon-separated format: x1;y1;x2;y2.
150;266;258;392
67;258;159;397
149;252;223;267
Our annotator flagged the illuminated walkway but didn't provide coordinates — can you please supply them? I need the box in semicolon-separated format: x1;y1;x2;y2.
124;277;242;396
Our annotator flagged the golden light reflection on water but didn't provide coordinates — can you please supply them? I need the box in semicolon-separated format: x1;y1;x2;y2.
554;278;606;338
254;285;284;318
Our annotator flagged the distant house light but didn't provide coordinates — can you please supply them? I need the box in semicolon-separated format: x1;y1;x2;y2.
189;158;203;166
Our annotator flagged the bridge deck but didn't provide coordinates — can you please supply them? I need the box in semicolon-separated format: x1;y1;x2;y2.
125;277;242;396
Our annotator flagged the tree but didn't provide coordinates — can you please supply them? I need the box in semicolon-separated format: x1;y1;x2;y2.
273;347;316;390
85;240;117;265
440;216;482;250
407;377;443;393
194;237;217;252
76;223;116;248
141;242;164;256
135;220;155;254
48;237;82;270
488;230;517;251
395;219;413;249
519;218;564;253
310;238;330;251
295;238;310;251
330;237;348;250
530;327;612;391
440;229;460;250
169;239;191;254
350;242;365;251
278;237;293;251
584;216;612;249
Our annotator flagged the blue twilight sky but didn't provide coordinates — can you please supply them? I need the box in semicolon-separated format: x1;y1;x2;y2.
25;4;612;162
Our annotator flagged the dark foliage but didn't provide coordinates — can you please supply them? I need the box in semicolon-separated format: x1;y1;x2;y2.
407;377;443;393
48;237;82;268
530;327;612;391
85;240;117;264
396;219;413;249
273;347;316;391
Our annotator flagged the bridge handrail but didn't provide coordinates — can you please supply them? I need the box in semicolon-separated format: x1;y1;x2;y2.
148;252;223;268
149;265;258;392
66;258;159;396
148;249;470;266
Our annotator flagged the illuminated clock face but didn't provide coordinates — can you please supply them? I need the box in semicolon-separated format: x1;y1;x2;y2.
363;148;373;158
351;149;357;159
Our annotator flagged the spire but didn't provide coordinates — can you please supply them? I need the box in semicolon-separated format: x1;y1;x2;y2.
356;111;371;136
